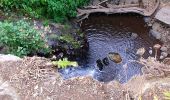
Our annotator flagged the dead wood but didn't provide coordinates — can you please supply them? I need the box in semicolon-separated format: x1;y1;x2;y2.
77;0;160;22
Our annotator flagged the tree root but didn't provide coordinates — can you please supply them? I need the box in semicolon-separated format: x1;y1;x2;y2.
77;0;160;22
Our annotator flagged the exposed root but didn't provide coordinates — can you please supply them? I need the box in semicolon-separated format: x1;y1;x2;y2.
77;0;160;22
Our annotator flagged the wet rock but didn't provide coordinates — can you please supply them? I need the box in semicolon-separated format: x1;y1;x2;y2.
96;59;104;71
108;52;122;63
102;57;109;66
144;17;151;23
155;6;170;25
150;30;161;39
0;54;22;62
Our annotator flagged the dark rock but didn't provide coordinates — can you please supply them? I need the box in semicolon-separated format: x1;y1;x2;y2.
96;59;104;71
102;57;109;66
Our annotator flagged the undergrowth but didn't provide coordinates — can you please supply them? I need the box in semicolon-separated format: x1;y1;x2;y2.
0;20;50;57
0;0;89;22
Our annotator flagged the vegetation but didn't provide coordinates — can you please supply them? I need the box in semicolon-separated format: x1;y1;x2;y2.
52;58;78;69
164;91;170;100
0;20;50;57
0;0;89;22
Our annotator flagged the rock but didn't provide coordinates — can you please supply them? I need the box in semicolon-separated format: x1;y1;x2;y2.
144;17;151;23
96;59;104;71
108;52;122;63
160;46;168;52
150;30;161;39
152;22;161;31
160;52;168;59
131;33;138;39
0;54;22;62
102;57;109;66
155;6;170;25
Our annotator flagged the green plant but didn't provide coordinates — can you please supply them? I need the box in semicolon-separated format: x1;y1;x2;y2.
0;20;50;57
164;91;170;100
59;34;81;49
52;58;78;69
0;0;89;22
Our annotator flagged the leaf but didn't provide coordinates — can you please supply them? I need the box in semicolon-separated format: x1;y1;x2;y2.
52;58;78;69
153;95;158;100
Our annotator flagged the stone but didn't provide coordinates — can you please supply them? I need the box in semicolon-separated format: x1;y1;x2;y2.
160;46;168;52
131;33;138;39
150;30;161;39
96;59;104;71
155;6;170;25
102;57;109;66
108;52;122;63
160;52;168;59
0;54;22;62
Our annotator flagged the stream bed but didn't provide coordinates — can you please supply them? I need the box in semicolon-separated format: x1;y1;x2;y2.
59;13;161;83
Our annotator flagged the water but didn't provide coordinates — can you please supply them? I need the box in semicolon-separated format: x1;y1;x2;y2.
59;13;161;83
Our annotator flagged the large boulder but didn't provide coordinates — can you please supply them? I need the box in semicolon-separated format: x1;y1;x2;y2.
155;6;170;25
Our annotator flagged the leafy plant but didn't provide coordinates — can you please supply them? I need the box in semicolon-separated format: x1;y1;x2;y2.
52;58;78;69
164;91;170;100
0;20;50;57
0;0;89;22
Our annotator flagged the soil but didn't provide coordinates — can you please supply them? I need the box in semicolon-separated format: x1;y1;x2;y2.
0;57;170;100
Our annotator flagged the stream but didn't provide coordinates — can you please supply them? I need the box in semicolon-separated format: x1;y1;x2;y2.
59;13;161;83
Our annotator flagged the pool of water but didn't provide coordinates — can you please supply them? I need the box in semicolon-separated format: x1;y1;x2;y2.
59;13;161;83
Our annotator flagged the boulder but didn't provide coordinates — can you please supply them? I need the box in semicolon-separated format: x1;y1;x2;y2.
155;6;170;25
0;54;22;62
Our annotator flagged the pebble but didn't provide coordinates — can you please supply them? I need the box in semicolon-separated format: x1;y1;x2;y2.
149;47;153;55
160;52;168;59
131;33;138;39
150;30;161;39
160;46;168;52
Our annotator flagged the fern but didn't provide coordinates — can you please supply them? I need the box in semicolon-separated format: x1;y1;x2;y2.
52;58;78;69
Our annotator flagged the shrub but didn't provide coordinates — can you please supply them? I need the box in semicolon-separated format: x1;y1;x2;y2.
0;20;50;57
0;0;89;22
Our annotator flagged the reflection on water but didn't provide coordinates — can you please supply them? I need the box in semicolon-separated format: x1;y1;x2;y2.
59;13;161;83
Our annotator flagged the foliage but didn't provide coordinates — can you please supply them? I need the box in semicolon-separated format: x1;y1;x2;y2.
0;20;50;57
0;0;89;22
164;91;170;100
52;58;78;69
58;33;81;49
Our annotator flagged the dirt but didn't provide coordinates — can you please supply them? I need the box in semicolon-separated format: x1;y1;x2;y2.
0;56;170;100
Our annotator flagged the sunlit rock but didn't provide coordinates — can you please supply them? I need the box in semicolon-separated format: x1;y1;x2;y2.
155;6;170;25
